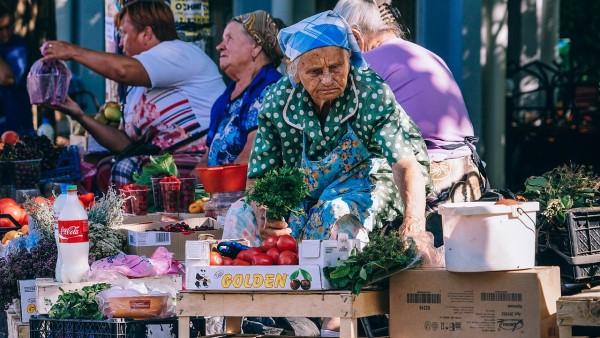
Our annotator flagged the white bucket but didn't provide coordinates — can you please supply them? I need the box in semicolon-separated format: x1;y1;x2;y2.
438;201;539;272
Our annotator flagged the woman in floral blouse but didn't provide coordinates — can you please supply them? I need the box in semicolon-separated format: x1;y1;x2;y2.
223;11;431;246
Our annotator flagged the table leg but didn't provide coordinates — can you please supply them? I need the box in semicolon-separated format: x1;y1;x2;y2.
178;316;190;338
340;318;358;338
225;317;242;333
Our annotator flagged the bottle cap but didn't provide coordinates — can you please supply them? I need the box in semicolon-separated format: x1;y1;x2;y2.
67;184;78;192
42;117;50;124
59;183;70;193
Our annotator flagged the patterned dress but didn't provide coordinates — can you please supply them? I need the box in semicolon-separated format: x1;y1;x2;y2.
223;67;430;245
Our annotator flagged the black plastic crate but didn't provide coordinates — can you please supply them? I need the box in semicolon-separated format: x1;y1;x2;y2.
549;207;600;281
29;316;178;338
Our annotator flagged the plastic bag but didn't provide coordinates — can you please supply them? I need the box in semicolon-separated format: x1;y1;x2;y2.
407;231;445;268
96;287;171;319
88;247;183;279
26;59;71;105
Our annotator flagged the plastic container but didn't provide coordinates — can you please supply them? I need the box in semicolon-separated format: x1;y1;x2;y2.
203;191;244;227
120;187;150;215
179;177;197;212
29;316;178;338
150;177;164;212
160;181;181;213
438;201;539;272
102;295;169;319
13;159;42;189
195;164;248;193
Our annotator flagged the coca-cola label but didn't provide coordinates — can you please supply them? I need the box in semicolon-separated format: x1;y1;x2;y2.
58;220;89;243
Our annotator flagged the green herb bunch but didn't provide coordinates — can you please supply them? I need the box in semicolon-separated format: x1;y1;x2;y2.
49;283;111;320
246;167;309;220
324;230;418;295
522;164;600;231
87;188;127;261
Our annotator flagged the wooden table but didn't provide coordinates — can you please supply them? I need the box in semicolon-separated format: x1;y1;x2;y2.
557;291;600;338
176;290;388;338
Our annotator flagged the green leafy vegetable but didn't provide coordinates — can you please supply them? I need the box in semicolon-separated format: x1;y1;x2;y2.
246;167;309;220
133;154;178;187
49;283;111;320
324;230;418;295
521;164;600;231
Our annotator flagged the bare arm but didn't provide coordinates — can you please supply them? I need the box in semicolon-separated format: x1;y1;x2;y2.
0;57;14;86
42;41;151;87
53;97;132;152
392;158;427;234
234;130;257;164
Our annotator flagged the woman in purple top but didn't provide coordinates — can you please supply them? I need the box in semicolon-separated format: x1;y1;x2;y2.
335;0;486;208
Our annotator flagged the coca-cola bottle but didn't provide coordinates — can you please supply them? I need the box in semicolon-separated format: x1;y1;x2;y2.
53;184;69;282
57;185;89;282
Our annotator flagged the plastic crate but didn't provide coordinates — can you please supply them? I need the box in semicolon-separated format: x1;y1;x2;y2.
40;146;81;183
549;207;600;281
29;316;178;338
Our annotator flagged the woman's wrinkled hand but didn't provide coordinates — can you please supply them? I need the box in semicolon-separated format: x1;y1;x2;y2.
251;201;292;239
399;215;426;238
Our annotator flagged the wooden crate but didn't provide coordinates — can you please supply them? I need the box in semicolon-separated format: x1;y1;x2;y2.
557;291;600;337
5;309;29;338
176;290;388;338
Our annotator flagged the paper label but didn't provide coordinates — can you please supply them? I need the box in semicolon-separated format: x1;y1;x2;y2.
58;220;89;243
128;231;171;246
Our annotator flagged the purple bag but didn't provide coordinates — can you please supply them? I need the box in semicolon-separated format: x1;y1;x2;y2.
26;59;71;105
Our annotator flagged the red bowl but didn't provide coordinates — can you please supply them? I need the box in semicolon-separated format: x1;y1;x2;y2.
195;164;248;193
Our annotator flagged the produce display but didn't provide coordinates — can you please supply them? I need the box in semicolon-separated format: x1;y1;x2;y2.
246;167;309;221
212;235;299;266
324;230;418;294
119;183;149;215
152;221;215;232
159;176;181;213
522;164;600;231
179;176;197;212
48;283;111;320
93;101;122;128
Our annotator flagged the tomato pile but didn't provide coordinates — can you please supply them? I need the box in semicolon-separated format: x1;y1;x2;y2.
211;235;299;266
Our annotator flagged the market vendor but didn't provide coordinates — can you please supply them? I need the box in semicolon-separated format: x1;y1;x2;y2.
202;10;283;166
42;1;225;187
223;10;431;246
335;0;486;206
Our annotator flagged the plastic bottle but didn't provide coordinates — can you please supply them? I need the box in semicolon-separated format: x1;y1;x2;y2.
57;185;89;282
37;117;55;143
52;184;69;282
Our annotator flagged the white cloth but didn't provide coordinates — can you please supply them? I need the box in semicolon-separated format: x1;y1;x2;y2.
133;40;225;129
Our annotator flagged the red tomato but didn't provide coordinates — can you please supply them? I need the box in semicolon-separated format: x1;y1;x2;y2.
20;213;28;226
0;198;17;208
222;257;233;265
277;250;299;265
78;193;95;208
0;205;25;227
261;235;279;251
277;235;297;253
210;252;223;266
232;258;251;266
252;253;274;265
265;247;280;263
1;131;19;145
236;248;263;262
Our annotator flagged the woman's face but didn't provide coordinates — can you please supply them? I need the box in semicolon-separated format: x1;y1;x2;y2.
296;46;350;111
216;22;257;79
118;14;146;56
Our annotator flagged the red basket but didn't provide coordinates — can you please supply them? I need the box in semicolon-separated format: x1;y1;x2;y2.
195;164;248;193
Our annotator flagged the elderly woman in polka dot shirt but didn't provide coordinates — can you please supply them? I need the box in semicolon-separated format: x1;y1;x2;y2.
223;11;430;245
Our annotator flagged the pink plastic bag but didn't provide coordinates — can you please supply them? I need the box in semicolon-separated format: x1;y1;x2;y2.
89;247;183;279
26;59;71;105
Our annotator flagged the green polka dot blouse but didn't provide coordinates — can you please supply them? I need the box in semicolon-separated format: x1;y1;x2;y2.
248;67;430;179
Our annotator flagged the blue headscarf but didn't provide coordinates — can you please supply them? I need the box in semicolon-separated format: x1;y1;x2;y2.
278;10;367;71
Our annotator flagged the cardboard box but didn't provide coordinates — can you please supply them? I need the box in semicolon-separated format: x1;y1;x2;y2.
5;308;29;338
389;267;560;338
122;213;201;225
186;265;324;291
120;217;222;260
17;280;37;323
35;275;182;315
